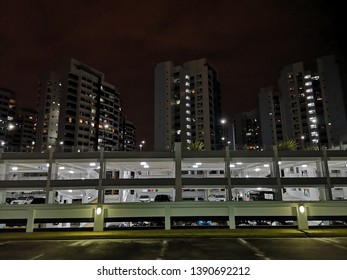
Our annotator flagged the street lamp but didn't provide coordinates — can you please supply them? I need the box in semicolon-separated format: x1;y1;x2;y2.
139;140;145;151
220;119;227;147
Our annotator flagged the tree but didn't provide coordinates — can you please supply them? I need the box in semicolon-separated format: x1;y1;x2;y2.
187;141;205;151
277;138;298;151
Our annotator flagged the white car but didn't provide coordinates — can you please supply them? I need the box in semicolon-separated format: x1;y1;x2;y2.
139;194;151;202
10;196;34;205
208;194;226;202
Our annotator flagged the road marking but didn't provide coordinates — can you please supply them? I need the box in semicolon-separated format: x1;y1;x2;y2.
238;238;271;260
318;238;347;250
0;241;10;246
157;240;168;260
30;254;44;260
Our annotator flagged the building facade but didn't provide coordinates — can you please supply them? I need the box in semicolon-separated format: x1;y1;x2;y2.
35;59;134;152
154;59;222;151
259;55;347;149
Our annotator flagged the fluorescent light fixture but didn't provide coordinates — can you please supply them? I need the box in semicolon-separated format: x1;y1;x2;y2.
236;162;243;165
11;166;18;171
59;166;65;170
264;164;270;167
230;164;235;168
140;162;147;166
89;162;96;167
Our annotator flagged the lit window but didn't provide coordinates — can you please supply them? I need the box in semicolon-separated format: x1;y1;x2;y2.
306;88;313;93
304;75;311;79
305;82;312;86
307;102;315;107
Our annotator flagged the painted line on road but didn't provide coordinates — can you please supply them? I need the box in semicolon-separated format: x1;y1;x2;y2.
238;238;271;260
157;240;168;260
30;254;45;260
0;241;10;246
318;238;347;250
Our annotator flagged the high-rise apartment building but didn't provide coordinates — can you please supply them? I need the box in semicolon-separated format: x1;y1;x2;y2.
35;58;129;152
0;88;36;152
0;88;16;151
35;71;62;151
119;111;136;151
154;58;222;151
259;55;347;149
11;108;36;152
258;87;283;149
231;109;262;150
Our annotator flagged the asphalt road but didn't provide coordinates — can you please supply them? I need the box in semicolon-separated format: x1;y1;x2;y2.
0;237;347;260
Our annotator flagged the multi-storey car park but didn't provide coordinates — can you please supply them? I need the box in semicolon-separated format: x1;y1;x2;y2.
0;143;347;231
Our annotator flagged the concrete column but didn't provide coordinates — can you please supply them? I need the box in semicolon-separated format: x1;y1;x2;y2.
0;192;6;205
0;161;8;204
296;204;308;230
273;145;283;201
174;142;182;202
50;162;58;180
322;148;332;200
98;148;105;204
47;191;55;204
45;148;54;204
225;146;232;201
164;206;171;230
228;205;236;229
93;206;105;232
26;209;35;233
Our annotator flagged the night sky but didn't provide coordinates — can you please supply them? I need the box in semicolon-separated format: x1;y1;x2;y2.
0;0;345;149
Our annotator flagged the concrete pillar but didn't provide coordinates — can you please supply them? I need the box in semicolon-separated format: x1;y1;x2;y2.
98;148;105;204
174;142;182;202
273;145;283;201
225;146;232;201
93;206;105;232
47;191;55;204
322;148;332;200
45;148;54;204
296;204;308;230
228;205;236;229
26;209;35;233
0;192;6;205
164;206;171;230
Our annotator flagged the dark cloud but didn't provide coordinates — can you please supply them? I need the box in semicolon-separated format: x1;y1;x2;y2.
0;0;344;149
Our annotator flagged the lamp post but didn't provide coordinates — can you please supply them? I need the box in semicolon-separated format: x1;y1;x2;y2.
221;119;227;148
139;140;145;151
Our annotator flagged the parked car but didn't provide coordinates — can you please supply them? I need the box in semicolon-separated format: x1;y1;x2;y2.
154;194;171;202
10;196;34;205
208;194;226;201
139;194;151;202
